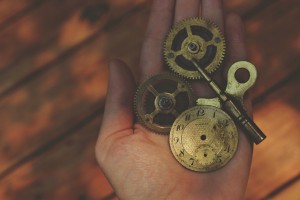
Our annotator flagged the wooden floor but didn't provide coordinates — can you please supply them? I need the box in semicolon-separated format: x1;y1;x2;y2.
0;0;299;199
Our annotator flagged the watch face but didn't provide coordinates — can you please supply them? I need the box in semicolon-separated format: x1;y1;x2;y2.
169;105;238;172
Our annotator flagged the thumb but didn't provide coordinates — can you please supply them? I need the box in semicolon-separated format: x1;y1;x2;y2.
99;59;136;140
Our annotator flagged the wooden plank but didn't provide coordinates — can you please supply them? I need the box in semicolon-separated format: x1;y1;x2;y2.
0;0;264;32
0;0;298;198
0;0;41;25
0;0;267;175
0;0;83;71
0;0;270;97
245;0;300;98
0;116;116;200
224;0;266;16
0;0;147;95
0;5;149;175
271;177;300;200
245;75;300;199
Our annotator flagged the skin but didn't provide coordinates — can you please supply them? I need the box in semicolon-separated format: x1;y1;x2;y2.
95;0;253;199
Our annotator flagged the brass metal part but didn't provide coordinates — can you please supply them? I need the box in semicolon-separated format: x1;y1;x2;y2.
134;73;195;134
191;59;266;144
132;17;266;174
169;105;238;172
164;17;226;79
197;98;221;108
225;61;257;107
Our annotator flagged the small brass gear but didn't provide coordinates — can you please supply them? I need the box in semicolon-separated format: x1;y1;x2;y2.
134;73;195;134
164;17;226;79
169;106;238;172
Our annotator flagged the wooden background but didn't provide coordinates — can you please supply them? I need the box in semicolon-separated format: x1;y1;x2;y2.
0;0;299;199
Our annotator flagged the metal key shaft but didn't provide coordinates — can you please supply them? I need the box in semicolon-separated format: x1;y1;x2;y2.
191;60;266;144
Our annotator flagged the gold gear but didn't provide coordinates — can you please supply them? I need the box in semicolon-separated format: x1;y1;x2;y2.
134;73;195;134
164;17;226;79
169;105;238;172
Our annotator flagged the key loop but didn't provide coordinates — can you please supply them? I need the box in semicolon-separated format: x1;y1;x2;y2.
225;61;257;103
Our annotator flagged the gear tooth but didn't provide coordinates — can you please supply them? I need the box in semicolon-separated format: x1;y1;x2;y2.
134;85;144;124
190;17;196;21
133;87;139;111
164;17;227;79
135;73;195;134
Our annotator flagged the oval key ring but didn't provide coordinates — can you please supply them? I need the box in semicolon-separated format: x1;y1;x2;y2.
225;61;257;105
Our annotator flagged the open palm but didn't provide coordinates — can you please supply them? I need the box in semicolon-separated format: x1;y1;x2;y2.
96;0;253;199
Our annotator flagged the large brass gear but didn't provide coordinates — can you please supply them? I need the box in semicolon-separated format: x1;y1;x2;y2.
134;73;195;134
164;17;226;79
169;105;238;172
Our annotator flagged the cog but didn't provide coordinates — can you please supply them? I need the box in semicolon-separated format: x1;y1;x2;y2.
164;17;226;79
134;73;195;134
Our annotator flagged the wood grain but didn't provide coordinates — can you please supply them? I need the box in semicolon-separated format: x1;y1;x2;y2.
245;0;300;98
0;5;149;175
0;0;299;199
271;177;300;200
0;0;270;96
245;75;300;199
224;0;268;16
0;0;42;25
0;0;147;95
0;116;116;200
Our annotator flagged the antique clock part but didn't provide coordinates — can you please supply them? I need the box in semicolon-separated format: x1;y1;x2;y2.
164;17;226;79
191;60;266;144
169;105;238;172
134;73;195;134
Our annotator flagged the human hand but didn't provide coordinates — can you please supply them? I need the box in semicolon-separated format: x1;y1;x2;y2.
96;0;253;199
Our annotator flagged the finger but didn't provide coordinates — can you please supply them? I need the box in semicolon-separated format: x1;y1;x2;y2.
224;14;254;150
192;0;225;98
174;0;201;23
225;13;247;65
202;0;224;32
224;13;252;112
98;59;136;140
139;0;175;81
